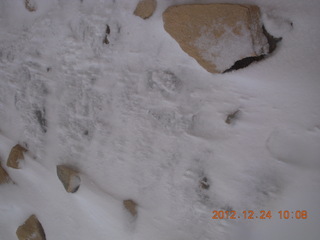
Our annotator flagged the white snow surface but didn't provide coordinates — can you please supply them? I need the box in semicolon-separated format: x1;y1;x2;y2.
194;21;268;72
0;0;320;240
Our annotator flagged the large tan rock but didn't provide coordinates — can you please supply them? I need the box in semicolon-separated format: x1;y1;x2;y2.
134;0;157;19
16;215;46;240
163;4;269;73
0;160;12;184
57;165;81;193
7;144;27;169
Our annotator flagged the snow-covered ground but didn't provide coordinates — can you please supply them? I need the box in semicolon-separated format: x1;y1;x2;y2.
0;0;319;240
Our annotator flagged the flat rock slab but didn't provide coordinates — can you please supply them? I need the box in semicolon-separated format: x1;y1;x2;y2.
57;165;81;193
16;215;46;240
134;0;157;19
163;4;269;73
0;161;12;184
7;144;27;169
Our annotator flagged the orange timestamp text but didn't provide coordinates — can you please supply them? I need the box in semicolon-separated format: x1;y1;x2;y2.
212;210;308;220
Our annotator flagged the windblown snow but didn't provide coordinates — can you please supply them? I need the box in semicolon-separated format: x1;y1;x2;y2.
0;0;319;240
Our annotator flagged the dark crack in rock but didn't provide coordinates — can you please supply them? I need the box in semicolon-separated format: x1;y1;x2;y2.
224;27;282;73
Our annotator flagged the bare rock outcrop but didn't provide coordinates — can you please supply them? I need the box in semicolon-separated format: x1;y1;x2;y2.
163;4;271;73
57;165;81;193
16;215;46;240
134;0;157;19
7;144;27;169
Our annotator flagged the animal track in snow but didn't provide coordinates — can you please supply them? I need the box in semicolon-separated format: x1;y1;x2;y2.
148;108;192;135
187;109;228;140
147;70;182;99
14;64;49;145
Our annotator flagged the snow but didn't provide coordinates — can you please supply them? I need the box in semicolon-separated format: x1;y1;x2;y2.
0;0;320;240
194;21;268;72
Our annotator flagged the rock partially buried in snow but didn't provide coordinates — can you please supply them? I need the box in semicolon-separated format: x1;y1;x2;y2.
6;144;27;169
0;160;12;184
134;0;157;19
200;177;210;190
123;199;137;216
16;215;46;240
162;4;270;73
57;165;81;193
225;110;240;124
24;0;37;12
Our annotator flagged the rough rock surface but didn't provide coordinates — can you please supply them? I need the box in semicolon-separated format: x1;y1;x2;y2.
6;144;27;169
0;160;12;184
16;215;46;240
162;4;269;73
57;165;81;193
123;199;137;216
134;0;157;19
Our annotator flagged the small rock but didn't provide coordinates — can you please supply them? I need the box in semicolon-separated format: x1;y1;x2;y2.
225;110;240;124
103;24;110;44
134;0;157;19
56;165;81;193
103;36;109;44
16;215;46;240
200;177;210;190
25;0;37;12
105;24;110;35
123;199;137;216
163;4;270;73
7;144;27;169
0;160;12;184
